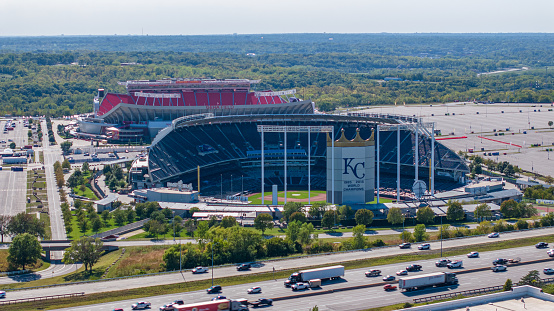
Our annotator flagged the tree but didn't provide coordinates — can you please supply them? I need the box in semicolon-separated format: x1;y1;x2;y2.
413;224;427;242
352;224;366;249
282;202;303;221
9;142;15;149
286;220;301;242
254;213;273;235
146;220;164;239
101;210;111;225
62;159;71;170
308;203;326;219
113;209;126;226
515;219;528;230
298;222;315;245
546;175;554;185
416;206;435;224
503;279;513;291
60;141;73;155
549;121;553;128
82;161;90;172
8;233;42;270
163;244;183;271
126;208;137;224
8;212;46;238
220;216;237;228
321;210;338;229
289;212;307;223
400;231;414;243
184;219;197;236
0;215;12;243
91;217;102;233
500;199;519;218
194;221;210;243
387;207;404;225
446;201;465;221
355;209;374;226
474;203;492;220
338;205;354;221
519;270;541;286
172;216;183;236
63;236;104;271
78;217;89;234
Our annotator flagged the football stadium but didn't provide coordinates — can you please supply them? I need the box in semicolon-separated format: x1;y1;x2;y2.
77;78;469;199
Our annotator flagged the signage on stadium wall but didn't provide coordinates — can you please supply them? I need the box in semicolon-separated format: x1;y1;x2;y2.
254;89;296;97
167;180;193;191
205;105;234;110
537;199;554;205
134;92;181;98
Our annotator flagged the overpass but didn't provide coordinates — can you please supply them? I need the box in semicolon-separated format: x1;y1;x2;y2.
40;240;119;261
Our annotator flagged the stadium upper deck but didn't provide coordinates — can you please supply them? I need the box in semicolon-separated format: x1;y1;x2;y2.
95;78;312;123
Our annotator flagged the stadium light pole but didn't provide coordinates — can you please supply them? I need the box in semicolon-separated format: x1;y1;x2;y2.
220;174;223;202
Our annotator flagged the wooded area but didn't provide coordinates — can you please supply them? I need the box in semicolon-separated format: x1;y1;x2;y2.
0;33;553;116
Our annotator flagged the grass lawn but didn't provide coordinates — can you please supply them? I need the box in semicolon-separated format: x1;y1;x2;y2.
248;190;326;205
105;246;168;278
67;215;120;240
71;185;98;200
10;232;554;311
125;230;190;240
0;250;50;273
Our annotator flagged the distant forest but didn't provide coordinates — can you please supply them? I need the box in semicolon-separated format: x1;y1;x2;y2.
0;33;553;116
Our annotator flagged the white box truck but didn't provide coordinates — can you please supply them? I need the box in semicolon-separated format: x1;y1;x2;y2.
398;272;458;291
284;265;344;287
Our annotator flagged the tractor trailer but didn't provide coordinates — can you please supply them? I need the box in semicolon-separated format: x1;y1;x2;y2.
169;299;248;311
284;265;344;286
398;272;458;291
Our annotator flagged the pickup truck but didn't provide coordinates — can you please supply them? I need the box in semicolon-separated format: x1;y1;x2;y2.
291;282;309;291
250;298;273;308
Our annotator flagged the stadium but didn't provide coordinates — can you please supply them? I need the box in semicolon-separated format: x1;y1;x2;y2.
72;78;468;200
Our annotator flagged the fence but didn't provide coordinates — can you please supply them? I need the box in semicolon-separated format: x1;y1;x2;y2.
0;292;85;305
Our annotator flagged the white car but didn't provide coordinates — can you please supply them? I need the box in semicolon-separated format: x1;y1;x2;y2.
544;268;554;275
467;251;479;258
192;266;208;274
488;232;499;238
0;291;5;298
132;301;151;310
492;265;507;272
247;286;262;294
447;260;463;269
396;270;408;276
418;243;430;250
548;249;554;257
291;282;309;291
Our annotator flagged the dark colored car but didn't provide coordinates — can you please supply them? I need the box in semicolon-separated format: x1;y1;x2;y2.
536;242;549;249
206;285;222;293
251;298;273;307
435;259;452;267
237;263;251;271
399;243;411;249
493;258;508;265
406;264;422;272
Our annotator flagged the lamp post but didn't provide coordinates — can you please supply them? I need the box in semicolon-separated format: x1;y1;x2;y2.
440;214;443;258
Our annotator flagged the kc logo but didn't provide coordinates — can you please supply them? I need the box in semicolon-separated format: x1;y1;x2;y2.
343;158;365;179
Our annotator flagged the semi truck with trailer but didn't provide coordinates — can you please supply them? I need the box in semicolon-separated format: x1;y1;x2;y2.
167;299;248;311
398;272;458;291
284;265;344;286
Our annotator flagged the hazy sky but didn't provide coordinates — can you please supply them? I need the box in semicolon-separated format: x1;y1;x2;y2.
1;0;553;36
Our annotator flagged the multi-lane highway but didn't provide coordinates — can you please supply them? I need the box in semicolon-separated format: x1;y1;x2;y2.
50;242;554;311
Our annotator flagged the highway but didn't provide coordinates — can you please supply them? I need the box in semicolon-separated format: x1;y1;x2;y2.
50;242;554;311
3;227;554;302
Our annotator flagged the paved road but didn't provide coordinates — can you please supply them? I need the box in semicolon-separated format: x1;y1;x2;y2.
51;238;554;311
0;262;82;285
5;226;554;302
42;119;67;260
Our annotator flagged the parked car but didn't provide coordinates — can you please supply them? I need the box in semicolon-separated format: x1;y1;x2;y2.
396;270;408;276
365;269;381;277
544;268;554;275
418;243;430;250
382;275;396;282
493;258;508;265
250;298;273;308
206;285;222;293
383;284;397;291
237;263;251;271
211;295;227;301
467;251;479;258
488;232;499;238
291;282;309;291
435;259;452;267
536;242;549;249
131;301;151;310
406;264;422;272
192;266;208;274
84;152;90;156
248;286;262;294
399;242;411;249
492;265;507;272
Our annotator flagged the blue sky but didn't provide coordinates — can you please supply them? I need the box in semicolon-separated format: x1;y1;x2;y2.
1;0;553;36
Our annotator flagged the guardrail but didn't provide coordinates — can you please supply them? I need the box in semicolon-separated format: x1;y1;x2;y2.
91;218;149;239
0;270;28;277
0;292;85;305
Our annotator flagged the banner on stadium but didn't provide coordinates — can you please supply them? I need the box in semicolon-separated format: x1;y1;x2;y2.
537;199;554;205
134;92;181;99
254;89;296;97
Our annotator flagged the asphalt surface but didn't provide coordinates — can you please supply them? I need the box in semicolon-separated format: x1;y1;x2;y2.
4;226;554;303
50;238;554;311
